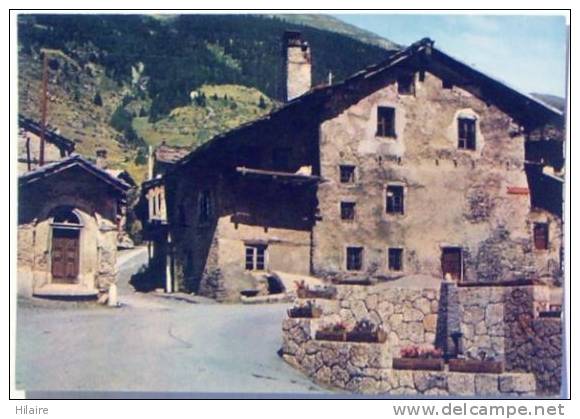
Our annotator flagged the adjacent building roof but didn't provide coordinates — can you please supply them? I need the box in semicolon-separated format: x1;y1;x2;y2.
154;143;191;164
19;154;132;193
174;38;564;170
18;114;76;153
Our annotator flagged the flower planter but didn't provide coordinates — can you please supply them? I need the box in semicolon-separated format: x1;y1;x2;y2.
392;358;444;371
346;329;387;343
448;359;504;374
297;288;336;300
315;330;346;342
287;306;323;319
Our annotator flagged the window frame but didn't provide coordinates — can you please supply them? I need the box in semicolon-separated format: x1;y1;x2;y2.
377;106;397;138
533;222;549;250
339;164;356;184
457;117;477;151
388;248;404;272
386;184;405;215
245;244;267;271
346;246;364;271
340;201;356;221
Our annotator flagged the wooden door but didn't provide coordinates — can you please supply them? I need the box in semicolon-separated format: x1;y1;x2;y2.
51;228;80;283
442;248;462;280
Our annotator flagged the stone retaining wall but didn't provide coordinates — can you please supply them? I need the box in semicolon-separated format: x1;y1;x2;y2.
281;283;562;396
282;319;535;396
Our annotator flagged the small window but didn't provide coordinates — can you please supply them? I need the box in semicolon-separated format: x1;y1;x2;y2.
340;202;356;221
198;190;213;224
398;73;415;95
388;248;403;271
458;117;476;150
339;165;356;183
533;223;549;250
386;185;405;214
346;247;363;271
377;106;396;138
245;245;267;270
272;148;291;171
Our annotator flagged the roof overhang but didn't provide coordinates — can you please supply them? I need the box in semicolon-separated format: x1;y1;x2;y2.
19;155;132;194
236;166;324;185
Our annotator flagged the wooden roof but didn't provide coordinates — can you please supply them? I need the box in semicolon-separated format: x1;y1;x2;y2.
19;154;132;193
18;114;76;153
174;38;564;173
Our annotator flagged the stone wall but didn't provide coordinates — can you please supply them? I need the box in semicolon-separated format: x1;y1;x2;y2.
282;320;535;396
329;285;440;360
281;283;563;396
502;286;563;395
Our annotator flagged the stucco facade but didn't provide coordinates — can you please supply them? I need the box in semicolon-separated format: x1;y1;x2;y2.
312;71;562;284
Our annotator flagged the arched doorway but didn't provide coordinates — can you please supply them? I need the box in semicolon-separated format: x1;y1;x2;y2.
50;207;82;284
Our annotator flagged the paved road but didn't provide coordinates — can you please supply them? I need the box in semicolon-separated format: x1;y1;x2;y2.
15;248;326;396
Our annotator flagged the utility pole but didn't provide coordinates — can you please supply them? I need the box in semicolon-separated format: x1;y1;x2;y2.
39;52;48;167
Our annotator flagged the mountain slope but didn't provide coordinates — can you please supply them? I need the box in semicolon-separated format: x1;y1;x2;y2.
18;14;400;184
531;93;566;112
272;14;400;50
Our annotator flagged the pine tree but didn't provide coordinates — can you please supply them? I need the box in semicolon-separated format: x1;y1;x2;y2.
258;95;267;109
93;92;103;106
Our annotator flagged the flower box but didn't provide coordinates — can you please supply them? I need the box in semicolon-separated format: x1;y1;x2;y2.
448;359;504;374
392;358;444;371
346;329;387;343
297;287;337;300
287;305;322;319
315;330;346;342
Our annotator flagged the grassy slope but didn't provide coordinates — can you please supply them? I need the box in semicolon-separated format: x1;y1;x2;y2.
133;84;276;148
18;52;130;167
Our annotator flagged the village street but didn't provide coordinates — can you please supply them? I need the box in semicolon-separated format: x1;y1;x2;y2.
15;247;326;397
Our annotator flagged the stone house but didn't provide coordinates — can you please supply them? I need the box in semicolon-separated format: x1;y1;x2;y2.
18;155;131;301
156;36;564;301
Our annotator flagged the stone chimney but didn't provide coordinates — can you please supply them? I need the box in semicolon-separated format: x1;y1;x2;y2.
96;148;108;169
283;31;312;102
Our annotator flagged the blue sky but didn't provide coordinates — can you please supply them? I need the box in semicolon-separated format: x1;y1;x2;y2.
333;14;568;97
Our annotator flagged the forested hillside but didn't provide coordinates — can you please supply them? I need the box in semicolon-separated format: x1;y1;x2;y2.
19;14;393;120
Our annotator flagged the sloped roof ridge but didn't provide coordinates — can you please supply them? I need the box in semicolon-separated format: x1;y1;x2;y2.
19;154;131;191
